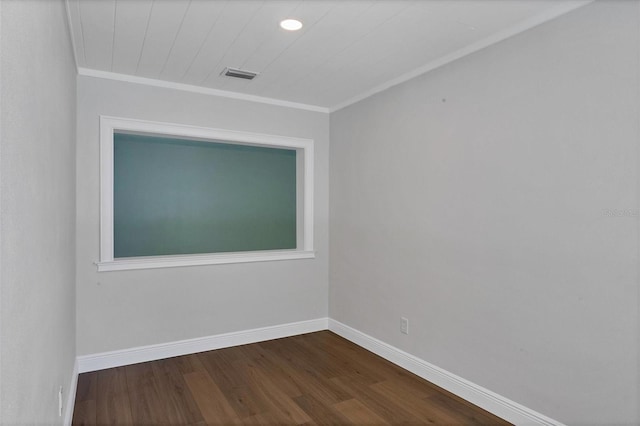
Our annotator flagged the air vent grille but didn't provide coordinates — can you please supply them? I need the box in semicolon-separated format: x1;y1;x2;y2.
222;67;258;80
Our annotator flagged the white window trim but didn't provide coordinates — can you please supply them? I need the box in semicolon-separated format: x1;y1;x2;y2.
97;115;314;272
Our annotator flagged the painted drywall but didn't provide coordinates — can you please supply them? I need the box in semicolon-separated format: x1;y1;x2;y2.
0;0;77;424
330;1;639;424
76;76;329;355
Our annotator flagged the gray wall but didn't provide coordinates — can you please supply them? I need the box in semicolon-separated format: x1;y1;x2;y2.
76;76;329;355
0;0;77;424
330;1;639;424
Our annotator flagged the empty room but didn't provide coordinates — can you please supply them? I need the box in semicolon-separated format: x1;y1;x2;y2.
1;0;639;425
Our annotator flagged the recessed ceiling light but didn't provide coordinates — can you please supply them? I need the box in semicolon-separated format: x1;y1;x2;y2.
280;19;303;31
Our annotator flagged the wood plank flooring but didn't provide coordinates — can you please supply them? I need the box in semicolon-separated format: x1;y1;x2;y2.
72;331;511;425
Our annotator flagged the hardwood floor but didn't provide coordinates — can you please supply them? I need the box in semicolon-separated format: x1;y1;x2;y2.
72;331;511;425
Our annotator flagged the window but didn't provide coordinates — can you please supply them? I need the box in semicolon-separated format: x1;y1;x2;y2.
97;116;314;271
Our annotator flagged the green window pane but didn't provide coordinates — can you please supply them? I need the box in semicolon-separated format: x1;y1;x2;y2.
113;133;297;258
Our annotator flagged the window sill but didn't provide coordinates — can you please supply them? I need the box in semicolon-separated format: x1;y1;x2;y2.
96;250;315;272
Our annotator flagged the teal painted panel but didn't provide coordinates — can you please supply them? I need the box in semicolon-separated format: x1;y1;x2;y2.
113;133;297;258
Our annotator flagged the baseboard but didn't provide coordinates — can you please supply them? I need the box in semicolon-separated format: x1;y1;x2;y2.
328;319;564;426
63;359;78;426
77;317;328;373
74;317;561;426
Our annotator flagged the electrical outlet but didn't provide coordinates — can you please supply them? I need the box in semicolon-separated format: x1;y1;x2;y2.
401;317;409;335
58;386;63;417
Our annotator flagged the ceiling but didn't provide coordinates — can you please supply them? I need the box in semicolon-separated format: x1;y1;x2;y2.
66;0;590;112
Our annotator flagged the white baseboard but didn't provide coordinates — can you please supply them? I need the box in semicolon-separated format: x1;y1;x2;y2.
328;319;564;426
73;317;561;426
63;359;78;426
77;318;328;373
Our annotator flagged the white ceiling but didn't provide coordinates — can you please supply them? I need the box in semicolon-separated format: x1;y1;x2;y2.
66;0;591;111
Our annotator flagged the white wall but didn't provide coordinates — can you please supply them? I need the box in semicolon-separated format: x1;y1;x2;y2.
330;1;639;424
76;76;329;355
0;0;77;424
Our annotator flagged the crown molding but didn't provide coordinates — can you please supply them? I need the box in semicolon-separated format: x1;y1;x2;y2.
329;0;594;112
77;68;330;114
72;1;593;115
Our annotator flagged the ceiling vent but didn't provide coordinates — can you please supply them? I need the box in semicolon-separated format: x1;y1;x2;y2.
222;67;258;80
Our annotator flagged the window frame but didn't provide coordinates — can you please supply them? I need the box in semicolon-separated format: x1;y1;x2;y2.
97;116;314;272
